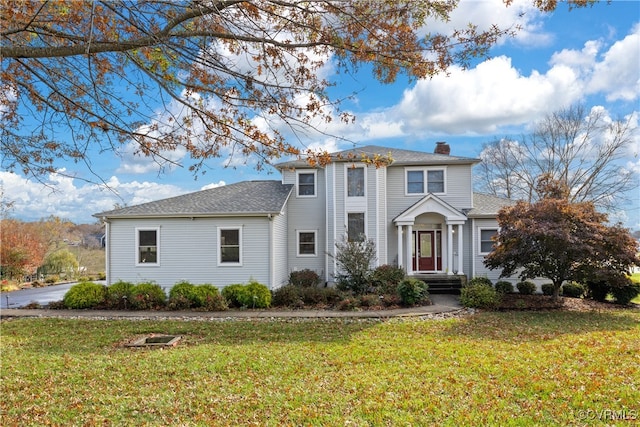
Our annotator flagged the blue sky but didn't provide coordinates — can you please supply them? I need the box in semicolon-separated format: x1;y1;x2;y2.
2;0;639;229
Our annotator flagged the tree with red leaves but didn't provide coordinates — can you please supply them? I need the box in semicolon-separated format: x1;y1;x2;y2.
484;176;639;301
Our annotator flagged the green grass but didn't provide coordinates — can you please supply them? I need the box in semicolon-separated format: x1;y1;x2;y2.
2;312;639;426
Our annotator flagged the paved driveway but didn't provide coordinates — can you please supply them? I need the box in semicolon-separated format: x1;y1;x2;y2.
0;282;106;309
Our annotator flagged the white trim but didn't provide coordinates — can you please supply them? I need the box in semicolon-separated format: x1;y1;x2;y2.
135;227;160;267
296;170;317;198
217;226;243;266
296;230;318;257
404;166;447;196
478;227;498;255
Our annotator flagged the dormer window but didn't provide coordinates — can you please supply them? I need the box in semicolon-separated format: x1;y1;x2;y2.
297;171;316;197
406;168;446;195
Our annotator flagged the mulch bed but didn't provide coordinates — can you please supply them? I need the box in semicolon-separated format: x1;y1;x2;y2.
498;293;639;312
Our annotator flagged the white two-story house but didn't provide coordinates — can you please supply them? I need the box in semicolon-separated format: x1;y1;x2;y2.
95;143;515;291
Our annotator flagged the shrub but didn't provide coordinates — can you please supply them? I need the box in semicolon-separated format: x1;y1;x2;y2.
467;277;493;287
63;281;107;309
336;296;360;311
130;282;166;310
333;237;377;295
242;281;271;308
541;283;555;296
359;294;383;308
193;284;220;307
272;285;303;308
169;281;198;308
289;269;321;287
562;282;585;298
299;286;328;306
380;293;401;308
494;281;514;294
397;278;429;306
199;292;228;311
516;281;537;295
106;280;135;309
585;280;610;302
460;283;500;309
371;264;405;294
611;282;640;305
97;272;107;280
222;284;247;308
45;275;59;284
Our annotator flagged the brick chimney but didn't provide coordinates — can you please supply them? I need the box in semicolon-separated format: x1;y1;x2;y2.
434;141;450;155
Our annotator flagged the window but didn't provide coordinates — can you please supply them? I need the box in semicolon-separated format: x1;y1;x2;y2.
347;167;365;197
407;170;424;194
137;228;159;265
347;212;365;242
479;228;498;254
406;168;445;194
219;227;242;265
297;171;316;197
298;231;317;256
427;170;445;193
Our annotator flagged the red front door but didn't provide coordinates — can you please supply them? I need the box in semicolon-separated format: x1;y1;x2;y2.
413;231;439;271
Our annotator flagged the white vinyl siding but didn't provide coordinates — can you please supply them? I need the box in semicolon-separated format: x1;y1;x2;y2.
107;218;272;289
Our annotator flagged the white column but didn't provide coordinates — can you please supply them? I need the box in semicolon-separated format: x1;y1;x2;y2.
457;224;464;275
447;223;453;275
406;225;413;276
397;225;403;269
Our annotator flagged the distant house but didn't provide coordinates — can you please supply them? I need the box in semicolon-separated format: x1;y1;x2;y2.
95;144;516;290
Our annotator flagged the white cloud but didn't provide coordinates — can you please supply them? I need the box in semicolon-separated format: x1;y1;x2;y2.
200;181;226;190
0;171;186;223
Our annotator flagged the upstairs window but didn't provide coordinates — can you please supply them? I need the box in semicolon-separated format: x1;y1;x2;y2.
406;168;446;195
427;170;445;193
137;228;159;265
407;170;424;194
347;167;365;197
297;171;316;197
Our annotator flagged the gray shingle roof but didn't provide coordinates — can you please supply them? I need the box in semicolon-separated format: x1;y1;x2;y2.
276;144;479;169
467;193;516;217
94;180;293;218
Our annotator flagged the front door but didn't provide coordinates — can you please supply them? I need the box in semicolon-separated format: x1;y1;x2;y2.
413;231;438;271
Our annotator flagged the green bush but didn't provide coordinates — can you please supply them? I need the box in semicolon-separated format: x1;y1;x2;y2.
562;282;585;298
130;282;166;310
221;284;247;308
516;281;537;295
242;281;271;308
494;281;514;294
611;282;640;305
106;280;135;309
467;277;493;287
63;281;107;309
169;281;198;308
397;278;429;306
460;283;500;309
333;237;377;295
199;291;228;311
272;285;303;308
193;284;220;307
541;283;555;296
586;280;610;302
371;264;406;294
299;286;328;305
289;269;321;287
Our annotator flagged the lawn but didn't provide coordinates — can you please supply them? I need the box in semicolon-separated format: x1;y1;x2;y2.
2;311;639;426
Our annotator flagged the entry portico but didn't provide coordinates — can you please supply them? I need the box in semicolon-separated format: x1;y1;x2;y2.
394;194;466;276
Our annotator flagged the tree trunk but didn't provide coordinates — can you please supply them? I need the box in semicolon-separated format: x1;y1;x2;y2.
552;280;562;302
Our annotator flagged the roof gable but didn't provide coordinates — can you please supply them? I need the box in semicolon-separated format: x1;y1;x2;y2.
394;194;467;225
95;180;293;219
